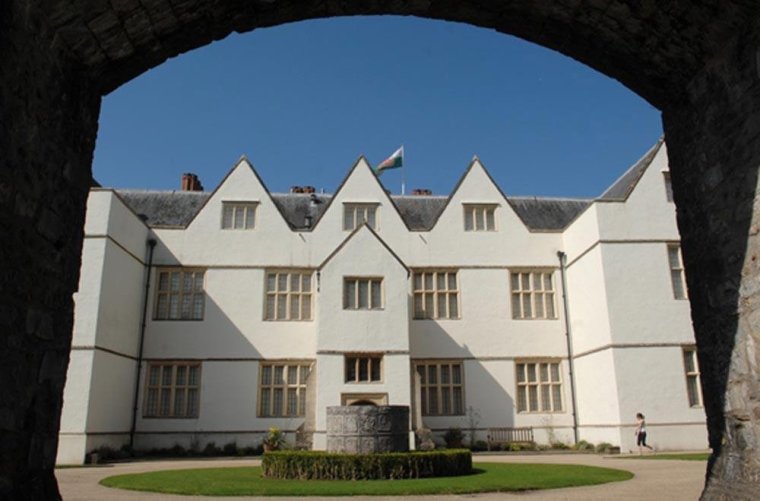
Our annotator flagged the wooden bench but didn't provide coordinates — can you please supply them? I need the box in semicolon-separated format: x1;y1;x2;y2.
486;427;534;451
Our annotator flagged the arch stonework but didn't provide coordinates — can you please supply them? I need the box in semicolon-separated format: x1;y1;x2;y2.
1;1;759;499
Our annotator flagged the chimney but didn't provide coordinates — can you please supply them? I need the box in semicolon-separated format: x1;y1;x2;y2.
302;186;316;194
412;188;432;196
181;173;204;191
290;185;303;193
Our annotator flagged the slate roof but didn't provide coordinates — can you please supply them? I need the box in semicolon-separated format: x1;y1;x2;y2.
113;189;591;231
599;138;664;201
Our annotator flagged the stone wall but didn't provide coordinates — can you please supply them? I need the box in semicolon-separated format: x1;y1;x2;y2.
0;3;101;499
662;18;760;501
326;406;409;453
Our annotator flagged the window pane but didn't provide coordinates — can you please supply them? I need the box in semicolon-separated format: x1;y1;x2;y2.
302;274;311;291
266;274;276;292
452;364;462;384
274;366;284;384
522;294;532;317
233;206;244;229
533;273;543;291
193;295;204;319
543;273;553;290
367;207;377;228
287;388;298;415
668;246;681;268
516;364;525;383
149;366;161;385
437;273;446;290
302;295;311;319
453;387;463;414
550;363;560;382
346;358;357;382
521;273;530;289
371;280;382;308
517;387;526;412
174;390;186;416
277;294;287;319
672;270;685;299
266;295;276;319
170;272;180;291
188;366;199;385
464;209;473;231
428;366;437;384
684;350;695;372
527;364;536;382
448;294;458;318
442;390;451;414
261;366;272;385
289;295;300;319
194;272;204;292
448;273;457;289
175;366;186;385
528;386;538;411
437;293;447;317
345;280;356;309
413;273;422;290
510;273;520;290
414;294;423;317
277;274;288;291
181;295;192;319
159;390;171;416
287;366;298;384
146;388;158;415
344;207;354;230
290;274;300;292
541;386;551;411
358;358;369;381
687;377;700;406
511;294;522;318
358;280;369;308
371;358;381;381
157;295;168;319
158;272;169;291
245;206;255;229
539;363;549;382
424;294;434;318
545;294;555;318
300;365;310;381
441;365;450;384
534;293;544;318
162;366;173;385
475;208;484;230
260;389;271;416
486;209;495;230
424;273;433;290
272;388;283;416
428;389;438;414
552;385;563;411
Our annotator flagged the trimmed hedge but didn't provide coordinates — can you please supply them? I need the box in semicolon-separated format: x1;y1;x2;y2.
261;449;472;480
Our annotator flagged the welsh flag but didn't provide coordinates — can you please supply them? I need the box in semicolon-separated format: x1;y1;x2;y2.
375;146;404;174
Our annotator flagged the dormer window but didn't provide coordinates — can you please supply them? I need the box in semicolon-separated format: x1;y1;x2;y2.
343;203;378;231
222;202;257;229
463;204;496;231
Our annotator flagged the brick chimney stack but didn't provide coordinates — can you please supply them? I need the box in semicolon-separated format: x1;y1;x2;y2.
181;173;204;191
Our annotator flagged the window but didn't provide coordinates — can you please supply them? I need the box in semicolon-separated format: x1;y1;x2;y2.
221;202;257;229
345;354;383;383
683;348;703;407
516;361;563;413
265;271;313;320
668;245;687;299
154;269;205;320
412;270;459;319
344;277;383;310
259;362;311;417
415;361;464;415
463;204;496;231
663;172;674;202
343;203;378;231
510;270;556;319
144;363;200;418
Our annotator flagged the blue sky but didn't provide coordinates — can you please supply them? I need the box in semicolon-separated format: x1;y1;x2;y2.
93;16;662;199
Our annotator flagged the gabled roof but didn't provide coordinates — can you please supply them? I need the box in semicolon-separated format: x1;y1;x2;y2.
598;138;664;201
113;190;590;232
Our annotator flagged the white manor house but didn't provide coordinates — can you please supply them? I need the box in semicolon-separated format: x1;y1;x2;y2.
57;139;707;464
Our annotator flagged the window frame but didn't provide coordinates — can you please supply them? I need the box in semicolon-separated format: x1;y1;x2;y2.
682;347;703;407
221;201;258;230
343;202;379;231
463;203;498;231
515;359;564;414
344;353;384;383
264;270;314;321
509;269;557;320
414;360;465;416
143;362;201;419
153;268;206;321
343;276;384;310
412;269;460;319
668;244;688;300
258;361;312;417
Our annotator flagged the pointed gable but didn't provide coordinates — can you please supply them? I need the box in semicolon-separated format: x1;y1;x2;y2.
185;156;292;232
311;157;410;233
431;157;530;234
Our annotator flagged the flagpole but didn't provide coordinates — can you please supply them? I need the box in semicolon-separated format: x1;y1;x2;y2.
401;145;406;195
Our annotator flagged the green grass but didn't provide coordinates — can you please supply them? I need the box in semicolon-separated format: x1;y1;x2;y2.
621;453;709;461
100;462;633;496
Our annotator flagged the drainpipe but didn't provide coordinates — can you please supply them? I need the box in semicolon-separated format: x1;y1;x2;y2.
557;251;579;444
130;238;157;450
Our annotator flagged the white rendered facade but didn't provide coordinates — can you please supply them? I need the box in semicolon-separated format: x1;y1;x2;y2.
57;140;707;464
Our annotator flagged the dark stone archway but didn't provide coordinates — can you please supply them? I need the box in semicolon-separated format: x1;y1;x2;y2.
2;1;759;499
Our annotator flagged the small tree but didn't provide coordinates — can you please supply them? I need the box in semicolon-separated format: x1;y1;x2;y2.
263;427;285;452
444;427;465;448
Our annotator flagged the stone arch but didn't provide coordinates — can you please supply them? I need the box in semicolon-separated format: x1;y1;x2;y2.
2;2;760;499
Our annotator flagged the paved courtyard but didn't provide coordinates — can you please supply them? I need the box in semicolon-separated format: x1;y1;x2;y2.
57;453;707;500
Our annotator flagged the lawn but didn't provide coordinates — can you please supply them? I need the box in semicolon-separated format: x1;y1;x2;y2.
621;453;709;461
100;462;633;496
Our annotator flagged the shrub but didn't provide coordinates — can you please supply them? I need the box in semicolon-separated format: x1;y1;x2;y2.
443;428;465;448
471;440;488;452
263;427;285;451
574;440;595;451
202;442;221;456
550;442;570;450
262;449;472;480
223;442;238;456
595;442;614;454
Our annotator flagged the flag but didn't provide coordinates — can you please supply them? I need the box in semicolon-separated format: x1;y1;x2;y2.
375;146;404;174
